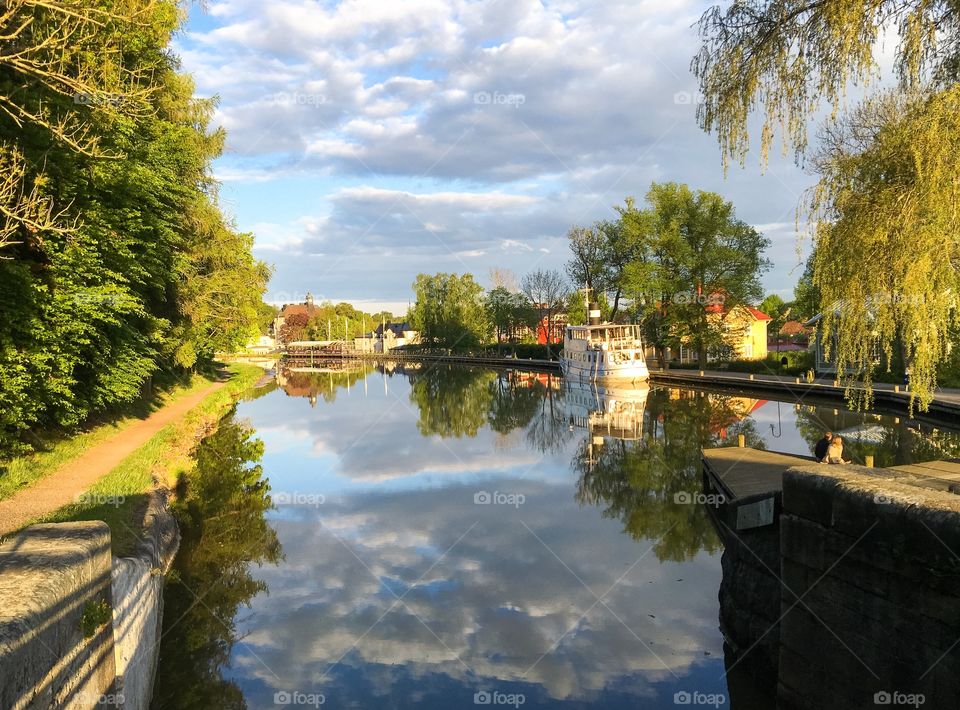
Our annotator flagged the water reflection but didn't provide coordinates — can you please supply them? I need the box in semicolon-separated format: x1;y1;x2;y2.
153;364;960;709
152;412;282;709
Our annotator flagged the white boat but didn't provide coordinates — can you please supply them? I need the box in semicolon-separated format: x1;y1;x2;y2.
561;304;649;382
565;379;649;441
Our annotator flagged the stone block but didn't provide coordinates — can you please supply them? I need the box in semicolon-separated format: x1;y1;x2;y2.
0;522;116;709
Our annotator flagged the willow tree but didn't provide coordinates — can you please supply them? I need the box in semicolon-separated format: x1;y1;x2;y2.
809;88;960;408
694;0;960;408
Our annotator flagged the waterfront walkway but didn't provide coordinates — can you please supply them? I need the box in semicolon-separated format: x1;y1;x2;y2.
0;380;224;537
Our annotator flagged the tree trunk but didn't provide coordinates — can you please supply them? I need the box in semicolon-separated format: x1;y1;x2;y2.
610;288;622;321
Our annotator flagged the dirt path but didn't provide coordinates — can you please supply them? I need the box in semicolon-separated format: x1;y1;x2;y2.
0;381;225;536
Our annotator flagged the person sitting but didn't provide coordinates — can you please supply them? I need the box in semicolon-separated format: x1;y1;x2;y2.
814;431;833;463
826;436;849;464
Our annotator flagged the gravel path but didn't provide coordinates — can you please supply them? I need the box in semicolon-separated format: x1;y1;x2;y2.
0;381;224;536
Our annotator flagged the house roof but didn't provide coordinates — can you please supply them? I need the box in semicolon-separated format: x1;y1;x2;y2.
780;320;810;335
745;307;772;321
375;322;413;336
280;303;319;319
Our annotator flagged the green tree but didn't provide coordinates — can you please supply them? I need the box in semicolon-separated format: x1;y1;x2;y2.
694;1;960;408
409;273;489;348
791;253;820;322
759;294;790;342
0;1;270;454
565;225;609;300
620;183;770;369
485;287;533;344
808;88;960;408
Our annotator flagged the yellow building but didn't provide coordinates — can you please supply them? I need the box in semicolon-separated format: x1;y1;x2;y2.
674;303;771;363
720;305;771;360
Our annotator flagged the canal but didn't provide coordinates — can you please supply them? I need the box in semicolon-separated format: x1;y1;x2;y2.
151;363;960;709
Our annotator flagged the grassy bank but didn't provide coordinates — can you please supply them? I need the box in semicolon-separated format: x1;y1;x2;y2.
0;373;215;502
25;363;264;554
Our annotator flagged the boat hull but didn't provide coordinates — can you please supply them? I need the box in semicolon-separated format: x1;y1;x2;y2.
560;355;649;382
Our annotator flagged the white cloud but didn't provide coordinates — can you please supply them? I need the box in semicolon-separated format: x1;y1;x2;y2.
180;0;818;303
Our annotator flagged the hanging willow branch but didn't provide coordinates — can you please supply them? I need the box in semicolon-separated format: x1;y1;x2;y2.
805;87;960;411
693;0;960;168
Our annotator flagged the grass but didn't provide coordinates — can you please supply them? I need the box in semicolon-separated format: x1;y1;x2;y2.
0;372;216;502
18;362;265;555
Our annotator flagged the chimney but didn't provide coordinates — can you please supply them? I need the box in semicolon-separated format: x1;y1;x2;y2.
588;302;602;326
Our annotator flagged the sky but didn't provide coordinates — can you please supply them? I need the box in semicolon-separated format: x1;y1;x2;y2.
177;0;816;314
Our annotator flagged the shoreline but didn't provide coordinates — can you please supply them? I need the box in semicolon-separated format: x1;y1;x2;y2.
279;351;960;423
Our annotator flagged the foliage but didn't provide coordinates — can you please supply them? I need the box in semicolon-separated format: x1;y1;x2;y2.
304;300;393;341
693;0;960;166
153;410;281;708
807;88;960;409
620;183;771;368
760;293;790;337
79;599;111;638
694;0;960;410
791;252;820;322
0;0;270;455
485;286;535;343
410;273;489;348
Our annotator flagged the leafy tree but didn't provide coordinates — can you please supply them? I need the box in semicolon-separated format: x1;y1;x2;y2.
409;273;489;348
565;225;609;300
621;183;770;369
791;253;820;322
485;287;534;344
808;88;960;409
520;269;570;359
694;0;960;408
0;1;271;453
759;294;790;341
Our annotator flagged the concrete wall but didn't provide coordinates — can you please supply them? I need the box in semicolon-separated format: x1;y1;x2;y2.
778;464;960;709
0;522;117;709
0;491;179;710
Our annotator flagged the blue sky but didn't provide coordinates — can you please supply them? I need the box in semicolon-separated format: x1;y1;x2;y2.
177;0;815;314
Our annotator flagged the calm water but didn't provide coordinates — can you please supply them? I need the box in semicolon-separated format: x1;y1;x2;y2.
151;364;960;709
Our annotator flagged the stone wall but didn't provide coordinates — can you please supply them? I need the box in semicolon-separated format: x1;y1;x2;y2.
0;522;117;709
111;491;179;710
778;464;960;709
0;491;179;710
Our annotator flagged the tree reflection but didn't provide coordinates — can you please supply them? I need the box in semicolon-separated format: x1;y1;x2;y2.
152;411;282;709
408;365;497;437
793;404;960;466
276;363;376;405
574;389;767;562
